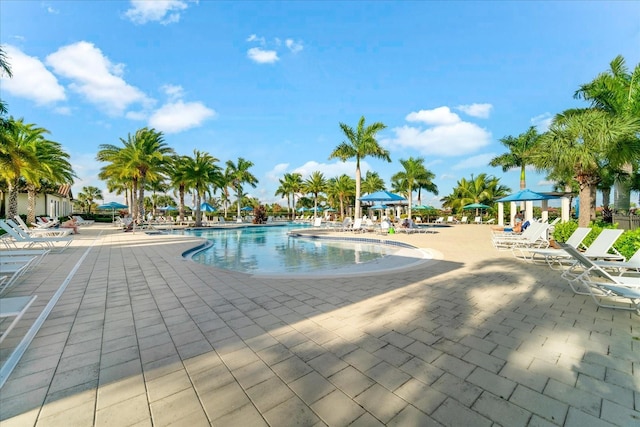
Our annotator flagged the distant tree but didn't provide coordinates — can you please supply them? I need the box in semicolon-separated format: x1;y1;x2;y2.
329;116;390;218
391;157;437;218
226;157;258;222
489;126;542;191
77;186;103;215
361;171;386;194
182;150;222;227
303;171;328;219
327;174;355;219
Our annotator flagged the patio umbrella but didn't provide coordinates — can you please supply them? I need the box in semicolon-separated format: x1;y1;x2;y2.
496;189;556;202
97;201;128;222
159;205;177;211
463;203;491;209
360;191;406;203
240;206;254;211
200;202;216;212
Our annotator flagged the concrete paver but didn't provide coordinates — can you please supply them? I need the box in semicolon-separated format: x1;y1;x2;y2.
1;222;639;426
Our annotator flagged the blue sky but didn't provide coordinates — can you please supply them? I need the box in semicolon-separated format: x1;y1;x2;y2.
1;1;639;208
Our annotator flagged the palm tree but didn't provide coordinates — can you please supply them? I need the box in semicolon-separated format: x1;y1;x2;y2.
328;174;355;219
169;155;190;222
275;172;302;219
574;55;640;211
329;116;390;218
441;173;508;214
391;157;437;219
489;126;542;191
303;171;328;218
182;150;222;227
535;108;640;226
97;127;174;222
361;171;386;195
1;45;13;124
226;157;258;221
77;186;103;215
275;175;294;219
0;118;49;219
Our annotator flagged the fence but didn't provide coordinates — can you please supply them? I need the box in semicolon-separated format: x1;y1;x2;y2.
612;214;640;231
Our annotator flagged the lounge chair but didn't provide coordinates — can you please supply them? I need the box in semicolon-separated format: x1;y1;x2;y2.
0;220;72;252
312;217;323;227
434;217;444;224
474;216;482;224
0;295;37;344
593;248;640;275
377;221;390;235
517;227;592;267
492;222;548;251
0;256;36;295
459;216;468;224
0;248;50;269
13;216;73;237
559;245;640;313
446;216;456;224
351;218;365;233
73;215;94;225
339;217;352;231
522;228;623;268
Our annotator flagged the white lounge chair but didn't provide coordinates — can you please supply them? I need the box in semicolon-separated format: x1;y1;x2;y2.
594;248;640;275
0;256;36;295
474;216;482;224
351;218;365;233
559;245;640;313
13;216;73;237
459;216;468;224
73;215;94;225
0;295;37;344
492;222;547;250
434;217;444;224
377;221;390;235
0;220;72;252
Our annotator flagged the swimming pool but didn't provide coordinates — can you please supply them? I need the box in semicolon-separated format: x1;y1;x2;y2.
182;224;429;276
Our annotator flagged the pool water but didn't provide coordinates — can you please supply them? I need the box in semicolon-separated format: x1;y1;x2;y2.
183;225;399;275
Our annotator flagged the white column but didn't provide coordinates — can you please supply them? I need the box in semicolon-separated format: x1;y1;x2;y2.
541;200;549;222
525;201;533;221
561;197;570;223
498;202;504;226
510;202;517;225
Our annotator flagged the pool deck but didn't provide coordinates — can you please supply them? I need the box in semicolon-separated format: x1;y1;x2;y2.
0;222;638;426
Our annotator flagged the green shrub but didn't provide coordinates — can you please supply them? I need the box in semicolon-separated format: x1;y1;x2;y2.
613;228;640;260
552;221;578;243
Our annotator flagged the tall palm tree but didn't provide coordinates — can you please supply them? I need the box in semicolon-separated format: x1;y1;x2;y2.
21;136;75;224
0;118;49;219
361;171;386;195
535;108;640;226
574;55;640;211
77;186;103;215
441;173;507;214
329;116;390;218
182;150;222;227
303;171;328;218
328;174;355;219
391;157;436;219
97;127;174;221
489;126;542;191
169;155;190;222
1;45;13;124
275;175;293;218
226;157;258;221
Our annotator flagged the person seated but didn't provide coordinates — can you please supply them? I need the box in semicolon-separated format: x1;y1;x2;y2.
60;217;80;234
400;218;410;228
491;221;522;234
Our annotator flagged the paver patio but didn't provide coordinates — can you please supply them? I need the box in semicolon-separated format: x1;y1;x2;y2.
0;222;638;426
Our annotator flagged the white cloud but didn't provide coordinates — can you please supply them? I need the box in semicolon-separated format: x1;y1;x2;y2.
285;39;303;54
246;34;266;45
382;114;492;157
124;0;190;25
531;112;553;131
161;84;184;101
247;47;279;64
46;41;151;116
266;163;290;182
1;45;66;105
292;160;369;180
148;100;215;133
457;103;492;118
452;153;497;170
406;106;462;126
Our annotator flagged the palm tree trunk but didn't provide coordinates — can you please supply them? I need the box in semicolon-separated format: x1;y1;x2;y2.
602;187;611;207
7;179;19;220
355;163;362;219
27;185;37;225
578;181;591;227
614;162;633;211
178;185;185;221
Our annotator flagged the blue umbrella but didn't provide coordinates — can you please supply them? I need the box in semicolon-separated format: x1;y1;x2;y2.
200;202;216;212
159;205;177;211
496;189;557;202
98;201;128;222
360;191;406;203
240;206;253;211
463;203;491;209
369;204;388;210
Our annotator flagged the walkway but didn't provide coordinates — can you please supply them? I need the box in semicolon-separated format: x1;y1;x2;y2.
0;223;638;426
